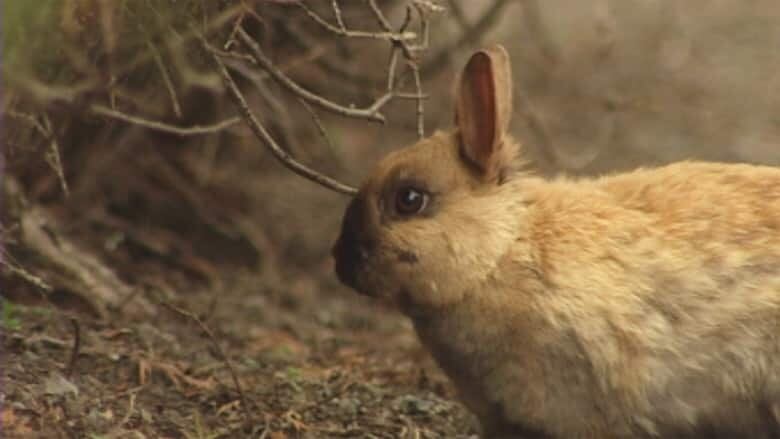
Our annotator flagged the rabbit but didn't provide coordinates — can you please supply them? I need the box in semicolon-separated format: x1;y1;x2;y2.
331;44;780;438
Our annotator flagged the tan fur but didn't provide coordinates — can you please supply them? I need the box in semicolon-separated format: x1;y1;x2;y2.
332;45;780;438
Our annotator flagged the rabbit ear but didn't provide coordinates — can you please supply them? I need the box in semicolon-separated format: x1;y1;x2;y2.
455;44;513;180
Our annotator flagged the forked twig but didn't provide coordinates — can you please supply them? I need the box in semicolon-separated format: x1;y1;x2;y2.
298;1;417;42
331;0;347;31
235;27;386;123
365;0;429;137
205;39;358;196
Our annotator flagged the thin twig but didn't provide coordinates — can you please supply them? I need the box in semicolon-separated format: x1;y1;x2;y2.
364;0;428;136
114;4;246;78
283;24;381;88
0;256;53;292
410;62;424;139
65;318;81;377
299;99;337;155
147;40;183;118
234;27;386;123
297;1;416;42
421;0;511;77
7;110;70;196
400;5;414;35
367;0;395;34
412;1;438;51
207;40;358;196
90;105;241;136
161;301;253;422
41;114;70;197
223;57;303;155
117;393;137;429
331;0;346;31
367;0;415;60
387;47;400;92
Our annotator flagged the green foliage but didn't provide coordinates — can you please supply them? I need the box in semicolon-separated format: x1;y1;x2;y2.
1;299;22;331
2;0;228;87
3;0;65;78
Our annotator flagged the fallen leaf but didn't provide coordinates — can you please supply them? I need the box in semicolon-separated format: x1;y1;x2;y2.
1;408;34;436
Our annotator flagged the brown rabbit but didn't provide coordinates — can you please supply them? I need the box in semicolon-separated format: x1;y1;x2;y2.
332;45;780;438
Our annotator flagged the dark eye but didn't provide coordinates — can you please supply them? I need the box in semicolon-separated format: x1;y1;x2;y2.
395;186;429;216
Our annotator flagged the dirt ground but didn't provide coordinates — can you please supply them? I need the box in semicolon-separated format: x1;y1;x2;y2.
3;260;478;438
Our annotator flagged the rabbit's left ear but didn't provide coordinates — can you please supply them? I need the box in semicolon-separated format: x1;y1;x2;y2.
454;44;513;180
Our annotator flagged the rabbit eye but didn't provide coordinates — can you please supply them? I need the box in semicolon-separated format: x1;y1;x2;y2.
395;186;429;216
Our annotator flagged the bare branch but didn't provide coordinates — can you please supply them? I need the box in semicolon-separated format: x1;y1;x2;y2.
41;114;70;197
362;0;429;137
410;62;425;139
282;23;381;88
367;0;410;61
387;47;400;92
0;254;53;292
331;0;347;31
206;41;358;196
147;40;183;118
90;105;241;136
298;1;417;42
235;27;386;123
299;99;337;156
421;0;511;77
7;110;70;196
367;0;395;35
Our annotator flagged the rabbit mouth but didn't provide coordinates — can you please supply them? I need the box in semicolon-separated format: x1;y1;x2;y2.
333;253;360;292
332;236;375;296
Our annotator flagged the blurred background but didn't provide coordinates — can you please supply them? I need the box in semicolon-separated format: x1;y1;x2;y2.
3;1;780;437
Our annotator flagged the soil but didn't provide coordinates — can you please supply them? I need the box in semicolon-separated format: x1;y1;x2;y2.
2;263;478;438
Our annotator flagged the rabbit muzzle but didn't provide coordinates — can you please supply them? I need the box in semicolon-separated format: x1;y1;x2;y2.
332;197;377;296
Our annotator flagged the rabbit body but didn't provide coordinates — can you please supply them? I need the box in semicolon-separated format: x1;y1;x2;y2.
332;46;780;438
411;155;780;438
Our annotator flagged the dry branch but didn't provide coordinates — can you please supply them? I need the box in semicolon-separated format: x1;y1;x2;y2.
91;105;241;136
298;1;417;42
421;0;511;77
234;27;388;123
6;110;70;196
207;40;359;196
364;0;429;137
8;173;153;316
0;254;53;292
147;40;183;118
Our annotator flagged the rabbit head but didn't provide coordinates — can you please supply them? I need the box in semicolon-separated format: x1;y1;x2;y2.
332;45;526;312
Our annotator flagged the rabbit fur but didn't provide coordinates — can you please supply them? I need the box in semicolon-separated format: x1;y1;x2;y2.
332;44;780;438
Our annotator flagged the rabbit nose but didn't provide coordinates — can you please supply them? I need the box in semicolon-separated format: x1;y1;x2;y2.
333;234;364;289
333;197;376;290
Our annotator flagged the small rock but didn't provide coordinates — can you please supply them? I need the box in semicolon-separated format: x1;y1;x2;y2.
42;372;78;397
